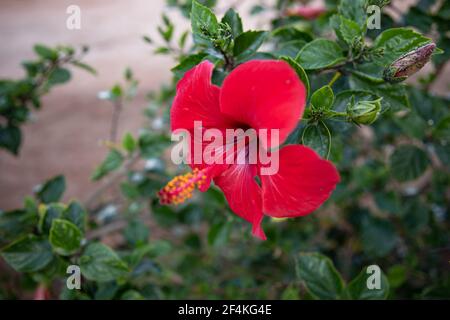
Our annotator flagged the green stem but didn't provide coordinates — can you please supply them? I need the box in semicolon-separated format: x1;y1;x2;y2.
328;72;342;87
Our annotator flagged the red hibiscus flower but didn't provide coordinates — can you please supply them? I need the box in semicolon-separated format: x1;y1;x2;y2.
285;6;326;20
159;60;340;240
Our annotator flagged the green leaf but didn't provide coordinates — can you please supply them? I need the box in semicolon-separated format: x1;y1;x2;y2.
338;0;367;27
207;221;231;246
71;61;97;75
171;53;208;79
302;121;331;159
48;68;71;86
272;27;313;43
296;252;345;299
390;145;430;182
36;175;66;204
0;125;21;155
121;290;145;300
296;39;346;70
221;8;243;38
122;132;136;153
338;16;363;44
79;243;129;282
124;219;150;246
39;203;64;234
91;149;124;181
49;219;83;256
191;0;219;45
34;44;58;60
311;85;334;110
349;75;409;111
61;201;87;232
401;199;429;233
0;209;37;244
1;235;53;272
361;215;397;258
346;267;390;299
280;56;310;98
373;28;432;65
334;90;379;112
233;31;267;59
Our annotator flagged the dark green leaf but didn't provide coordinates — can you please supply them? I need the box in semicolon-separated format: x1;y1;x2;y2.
346;266;390;299
296;39;346;70
221;8;243;38
91;149;124;181
61;201;87;232
233;31;267;59
79;243;129;282
124;219;150;246
36;175;66;204
0;125;21;155
302;121;332;159
390;145;430;181
361;215;397;258
34;44;58;60
280;56;310;98
296;252;345;299
0;235;53;272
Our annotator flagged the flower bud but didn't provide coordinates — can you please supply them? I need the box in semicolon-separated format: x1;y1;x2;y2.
347;98;382;125
383;43;436;83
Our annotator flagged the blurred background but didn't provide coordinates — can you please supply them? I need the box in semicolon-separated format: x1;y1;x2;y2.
1;0;447;210
0;0;270;210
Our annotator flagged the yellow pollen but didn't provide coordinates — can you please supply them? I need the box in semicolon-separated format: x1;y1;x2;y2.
158;168;207;205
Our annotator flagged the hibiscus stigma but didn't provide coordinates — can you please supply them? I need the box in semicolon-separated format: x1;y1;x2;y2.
158;168;207;205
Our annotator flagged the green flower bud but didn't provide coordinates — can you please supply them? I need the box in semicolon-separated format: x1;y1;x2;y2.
347;98;382;125
383;43;436;83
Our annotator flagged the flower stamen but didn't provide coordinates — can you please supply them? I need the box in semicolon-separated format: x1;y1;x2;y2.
158;168;207;205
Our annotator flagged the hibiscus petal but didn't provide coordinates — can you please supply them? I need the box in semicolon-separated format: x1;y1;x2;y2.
220;60;306;148
171;61;236;132
261;145;340;217
214;162;266;240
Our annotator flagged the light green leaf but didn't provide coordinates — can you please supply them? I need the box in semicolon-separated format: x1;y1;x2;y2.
122;132;136;153
191;0;219;45
311;85;334;110
49;219;83;256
